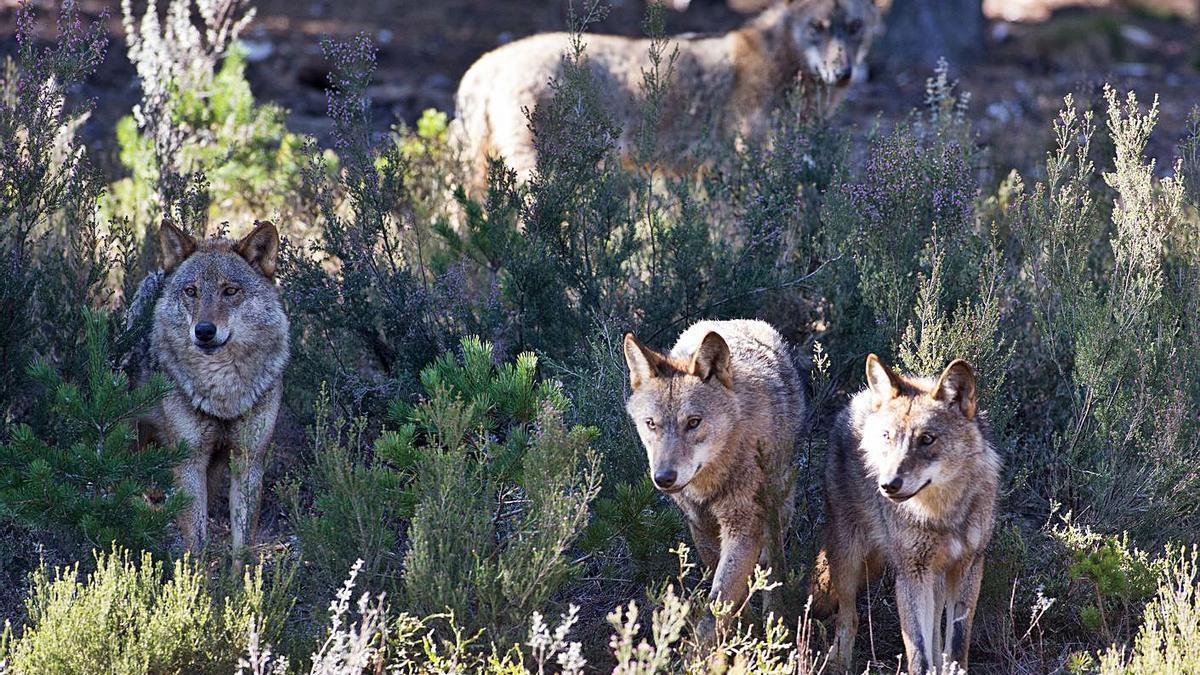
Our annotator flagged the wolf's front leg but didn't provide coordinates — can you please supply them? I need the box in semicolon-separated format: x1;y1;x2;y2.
175;457;209;553
710;531;763;615
896;573;940;674
945;555;984;670
228;444;267;573
228;398;277;571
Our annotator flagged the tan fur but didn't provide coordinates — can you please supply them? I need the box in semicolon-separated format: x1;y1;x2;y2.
128;221;289;570
624;320;806;625
813;355;1000;674
453;0;882;186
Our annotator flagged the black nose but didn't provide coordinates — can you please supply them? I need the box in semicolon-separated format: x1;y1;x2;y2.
836;69;852;85
880;476;904;494
194;321;218;343
653;469;678;490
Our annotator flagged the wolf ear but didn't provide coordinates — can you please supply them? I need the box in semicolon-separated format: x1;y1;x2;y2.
237;221;280;279
932;359;977;419
690;332;733;389
865;353;901;403
159;220;196;273
624;333;665;390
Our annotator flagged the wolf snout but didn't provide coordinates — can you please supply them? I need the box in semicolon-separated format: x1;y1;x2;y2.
653;468;678;491
834;67;852;85
879;476;904;496
194;321;218;343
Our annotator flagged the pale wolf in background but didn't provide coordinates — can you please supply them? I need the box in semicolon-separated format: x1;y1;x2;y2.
623;319;806;621
128;221;289;567
811;355;1000;674
453;0;883;185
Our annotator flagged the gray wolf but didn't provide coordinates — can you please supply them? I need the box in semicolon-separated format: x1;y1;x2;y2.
623;319;806;622
128;220;289;567
811;355;1000;674
453;0;883;185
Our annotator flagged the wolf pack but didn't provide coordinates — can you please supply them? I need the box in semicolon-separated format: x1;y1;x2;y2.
125;1;1001;673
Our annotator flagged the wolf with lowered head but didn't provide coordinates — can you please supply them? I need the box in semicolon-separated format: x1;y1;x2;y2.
623;319;806;623
454;0;883;185
812;355;1000;674
129;220;289;567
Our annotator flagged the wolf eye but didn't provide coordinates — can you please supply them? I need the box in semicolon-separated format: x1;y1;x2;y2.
881;430;891;440
645;418;657;431
686;416;702;430
810;19;826;31
223;286;240;297
919;432;937;446
184;286;197;298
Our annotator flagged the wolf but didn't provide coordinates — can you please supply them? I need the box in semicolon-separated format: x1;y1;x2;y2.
811;355;1000;674
623;319;806;622
453;0;883;186
127;220;289;567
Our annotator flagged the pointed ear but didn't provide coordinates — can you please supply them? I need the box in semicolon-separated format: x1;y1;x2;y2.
237;221;280;279
690;332;733;389
159;219;196;273
624;333;664;390
865;354;901;403
932;359;977;419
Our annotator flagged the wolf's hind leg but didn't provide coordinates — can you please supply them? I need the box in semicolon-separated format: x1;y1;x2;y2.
829;555;864;674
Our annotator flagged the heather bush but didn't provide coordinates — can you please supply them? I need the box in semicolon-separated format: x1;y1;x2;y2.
110;0;302;232
0;2;132;417
0;546;292;674
279;35;488;418
1011;89;1200;542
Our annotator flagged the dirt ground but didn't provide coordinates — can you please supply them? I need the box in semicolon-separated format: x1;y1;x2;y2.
3;0;1199;183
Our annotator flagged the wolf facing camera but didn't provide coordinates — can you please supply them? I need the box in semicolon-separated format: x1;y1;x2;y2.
128;220;289;567
812;354;1001;674
623;319;806;624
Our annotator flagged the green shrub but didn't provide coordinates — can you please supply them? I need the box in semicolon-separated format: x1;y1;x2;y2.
1012;89;1200;541
282;389;411;600
0;310;187;555
0;546;292;674
1055;518;1162;643
398;337;601;643
1098;547;1200;673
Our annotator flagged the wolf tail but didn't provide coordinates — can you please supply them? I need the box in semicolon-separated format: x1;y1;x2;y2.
120;271;165;381
807;544;839;620
125;271;164;330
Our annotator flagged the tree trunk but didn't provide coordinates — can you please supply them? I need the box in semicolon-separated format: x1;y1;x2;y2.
877;0;986;69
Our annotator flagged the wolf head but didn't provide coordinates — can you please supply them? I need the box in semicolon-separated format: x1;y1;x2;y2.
758;0;882;87
152;220;289;418
623;332;740;494
857;355;984;504
158;220;282;354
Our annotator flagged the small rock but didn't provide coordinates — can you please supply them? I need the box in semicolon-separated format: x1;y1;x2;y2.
378;28;394;44
1119;25;1156;50
239;39;274;63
